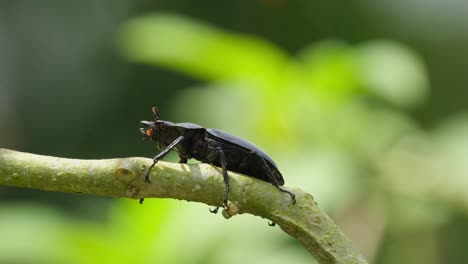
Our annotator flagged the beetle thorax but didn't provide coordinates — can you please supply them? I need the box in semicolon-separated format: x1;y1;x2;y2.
149;120;179;146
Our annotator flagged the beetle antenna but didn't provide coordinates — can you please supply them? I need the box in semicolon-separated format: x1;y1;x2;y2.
152;107;160;121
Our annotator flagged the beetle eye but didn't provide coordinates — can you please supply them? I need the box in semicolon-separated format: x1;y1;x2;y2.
145;128;153;137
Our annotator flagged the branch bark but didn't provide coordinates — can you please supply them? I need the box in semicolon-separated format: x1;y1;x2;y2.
0;148;367;264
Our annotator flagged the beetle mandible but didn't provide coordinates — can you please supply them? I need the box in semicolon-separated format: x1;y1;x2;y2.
140;107;296;213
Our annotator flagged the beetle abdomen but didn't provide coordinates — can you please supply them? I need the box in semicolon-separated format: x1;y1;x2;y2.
205;128;285;186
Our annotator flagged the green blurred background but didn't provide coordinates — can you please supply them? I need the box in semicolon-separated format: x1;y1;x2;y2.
1;1;467;263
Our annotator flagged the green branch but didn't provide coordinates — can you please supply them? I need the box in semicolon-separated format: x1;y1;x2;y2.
0;148;367;264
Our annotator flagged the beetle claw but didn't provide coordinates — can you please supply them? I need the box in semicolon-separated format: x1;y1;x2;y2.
143;169;152;183
144;174;151;183
209;207;219;214
268;221;276;227
288;192;296;205
290;192;296;205
278;186;296;205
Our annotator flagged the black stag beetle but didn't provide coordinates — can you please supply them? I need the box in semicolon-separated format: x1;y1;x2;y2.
140;107;296;213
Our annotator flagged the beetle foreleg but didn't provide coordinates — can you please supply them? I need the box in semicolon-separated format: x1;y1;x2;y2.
144;136;184;183
259;157;296;205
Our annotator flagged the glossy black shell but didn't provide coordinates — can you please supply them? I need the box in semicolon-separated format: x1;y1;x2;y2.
173;122;204;129
173;123;278;166
206;129;278;168
167;122;284;186
143;119;286;187
206;128;284;186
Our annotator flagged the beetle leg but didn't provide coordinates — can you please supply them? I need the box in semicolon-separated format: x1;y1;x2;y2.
259;157;296;205
207;147;230;214
217;147;230;210
144;136;184;183
179;157;188;163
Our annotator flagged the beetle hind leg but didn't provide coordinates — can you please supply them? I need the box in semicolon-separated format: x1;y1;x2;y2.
277;186;296;205
259;157;296;205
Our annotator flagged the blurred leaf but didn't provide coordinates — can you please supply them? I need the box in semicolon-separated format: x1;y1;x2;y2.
0;204;66;264
297;40;363;104
433;112;468;159
431;113;468;210
118;13;289;90
384;194;452;233
65;199;176;264
358;40;429;108
282;148;363;212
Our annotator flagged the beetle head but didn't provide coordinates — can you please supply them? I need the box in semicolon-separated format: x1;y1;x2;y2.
140;107;174;140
